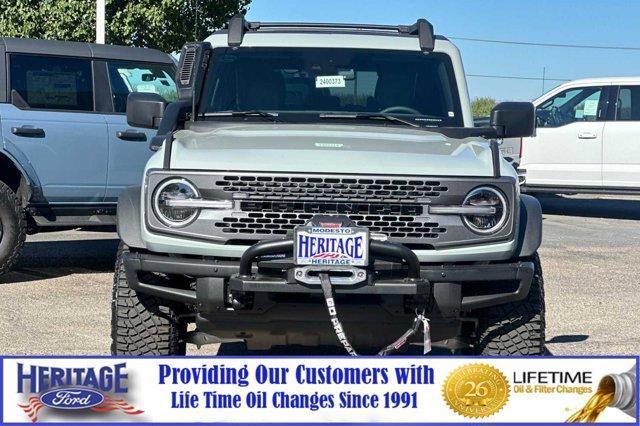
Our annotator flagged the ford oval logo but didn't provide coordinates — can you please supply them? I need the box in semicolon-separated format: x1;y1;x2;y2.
40;388;104;410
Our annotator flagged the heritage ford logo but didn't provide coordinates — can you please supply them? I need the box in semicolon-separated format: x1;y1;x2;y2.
39;388;104;409
296;227;368;266
16;363;143;423
298;229;364;258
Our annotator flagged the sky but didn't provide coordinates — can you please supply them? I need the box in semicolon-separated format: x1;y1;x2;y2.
245;0;640;102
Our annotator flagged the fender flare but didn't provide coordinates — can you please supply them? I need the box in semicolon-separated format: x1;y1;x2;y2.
117;186;146;249
0;148;41;203
1;126;45;179
515;194;542;258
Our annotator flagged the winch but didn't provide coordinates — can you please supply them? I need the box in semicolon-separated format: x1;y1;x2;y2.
229;215;432;355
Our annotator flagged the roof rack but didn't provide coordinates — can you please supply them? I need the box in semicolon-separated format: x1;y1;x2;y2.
226;14;435;51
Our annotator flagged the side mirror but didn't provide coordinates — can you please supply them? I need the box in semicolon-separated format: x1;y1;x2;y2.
490;102;535;138
126;92;166;129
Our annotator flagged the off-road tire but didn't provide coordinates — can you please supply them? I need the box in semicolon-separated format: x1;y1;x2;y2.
111;243;187;355
472;253;546;355
0;181;26;276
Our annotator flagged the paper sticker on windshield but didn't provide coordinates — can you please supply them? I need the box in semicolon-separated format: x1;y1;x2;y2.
135;84;159;94
316;75;345;88
582;99;599;117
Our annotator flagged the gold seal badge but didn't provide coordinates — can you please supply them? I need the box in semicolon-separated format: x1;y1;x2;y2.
442;363;510;418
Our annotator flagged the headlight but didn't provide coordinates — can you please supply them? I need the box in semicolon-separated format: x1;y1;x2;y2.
462;186;508;234
153;178;200;227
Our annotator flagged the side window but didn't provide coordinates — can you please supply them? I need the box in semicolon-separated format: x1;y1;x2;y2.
615;86;640;121
9;54;93;111
106;61;177;113
536;86;603;128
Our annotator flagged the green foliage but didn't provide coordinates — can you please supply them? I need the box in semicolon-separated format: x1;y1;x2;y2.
0;1;95;42
0;0;251;52
107;0;251;52
471;97;497;118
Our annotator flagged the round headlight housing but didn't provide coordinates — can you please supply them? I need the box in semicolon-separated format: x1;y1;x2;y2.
153;178;200;227
462;186;508;234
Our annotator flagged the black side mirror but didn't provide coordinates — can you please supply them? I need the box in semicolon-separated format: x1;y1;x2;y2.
490;102;535;138
126;92;166;129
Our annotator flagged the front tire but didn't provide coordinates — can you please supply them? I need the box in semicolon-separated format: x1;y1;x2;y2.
472;253;546;355
0;181;26;276
111;243;187;355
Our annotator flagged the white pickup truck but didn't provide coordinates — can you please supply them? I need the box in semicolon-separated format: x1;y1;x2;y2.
518;77;640;194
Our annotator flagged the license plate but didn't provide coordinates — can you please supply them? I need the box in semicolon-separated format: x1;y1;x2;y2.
294;226;369;266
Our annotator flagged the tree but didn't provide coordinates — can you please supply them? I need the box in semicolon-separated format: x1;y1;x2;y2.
0;0;251;52
471;97;497;118
0;1;96;43
107;0;251;52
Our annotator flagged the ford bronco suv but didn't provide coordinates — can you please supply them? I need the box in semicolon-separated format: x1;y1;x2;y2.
113;16;544;356
0;38;176;276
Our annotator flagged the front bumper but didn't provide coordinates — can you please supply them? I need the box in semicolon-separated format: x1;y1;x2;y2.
123;248;534;312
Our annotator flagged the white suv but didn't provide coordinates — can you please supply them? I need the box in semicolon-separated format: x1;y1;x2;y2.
519;77;640;194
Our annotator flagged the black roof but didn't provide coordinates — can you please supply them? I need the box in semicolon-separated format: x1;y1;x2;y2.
0;37;173;63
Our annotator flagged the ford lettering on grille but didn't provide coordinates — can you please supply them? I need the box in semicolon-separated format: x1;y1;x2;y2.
295;227;369;266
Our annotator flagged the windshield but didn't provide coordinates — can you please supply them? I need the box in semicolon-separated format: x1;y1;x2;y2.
199;47;463;127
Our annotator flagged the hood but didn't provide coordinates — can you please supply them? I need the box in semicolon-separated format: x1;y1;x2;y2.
166;123;505;177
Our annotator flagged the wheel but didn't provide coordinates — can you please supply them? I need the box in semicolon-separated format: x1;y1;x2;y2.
472;253;546;355
0;181;26;276
111;243;187;355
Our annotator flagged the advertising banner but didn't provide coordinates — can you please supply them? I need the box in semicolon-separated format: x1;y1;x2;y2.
1;356;637;424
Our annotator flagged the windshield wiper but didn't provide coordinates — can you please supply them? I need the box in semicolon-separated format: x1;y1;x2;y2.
319;113;420;128
203;110;279;121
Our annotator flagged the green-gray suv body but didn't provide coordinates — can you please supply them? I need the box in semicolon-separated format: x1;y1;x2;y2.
112;15;544;356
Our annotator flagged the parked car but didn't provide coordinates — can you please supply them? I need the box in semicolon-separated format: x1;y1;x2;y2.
519;77;640;194
0;38;177;275
113;16;542;356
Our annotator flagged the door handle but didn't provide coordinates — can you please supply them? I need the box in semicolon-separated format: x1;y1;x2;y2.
11;126;45;138
116;130;147;142
578;131;597;139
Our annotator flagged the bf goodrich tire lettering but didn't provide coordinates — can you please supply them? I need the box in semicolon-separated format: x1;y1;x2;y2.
0;181;26;276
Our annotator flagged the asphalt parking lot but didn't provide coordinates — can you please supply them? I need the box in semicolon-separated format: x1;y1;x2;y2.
1;194;639;356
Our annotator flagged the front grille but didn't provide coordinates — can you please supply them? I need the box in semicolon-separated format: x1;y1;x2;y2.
214;211;446;239
146;171;517;249
212;176;448;242
214;175;448;203
240;201;423;216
